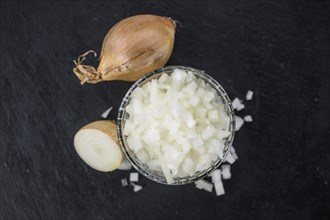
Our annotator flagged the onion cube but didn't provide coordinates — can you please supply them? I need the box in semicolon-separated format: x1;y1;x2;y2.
232;98;241;110
147;160;162;172
236;103;245;111
186;71;195;82
207;110;220;122
232;97;245;111
224;152;236;164
214;180;225;196
121;178;128;187
101;107;113;119
186;117;196;128
196;108;207;118
133;184;143;192
158;73;169;84
195;179;213;192
127;133;143;151
202;125;216;140
211;169;221;183
218;130;232;139
203;91;215;103
235;116;244;131
130;172;139;182
182;157;194;175
189;96;200;107
246;90;254;100
172;68;186;81
244;115;253;122
221;164;231;179
229;146;238;160
136;149;151;164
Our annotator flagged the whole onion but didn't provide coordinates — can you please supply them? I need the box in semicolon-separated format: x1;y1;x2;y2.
73;14;176;84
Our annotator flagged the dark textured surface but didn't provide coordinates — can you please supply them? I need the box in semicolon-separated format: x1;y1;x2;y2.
1;0;330;219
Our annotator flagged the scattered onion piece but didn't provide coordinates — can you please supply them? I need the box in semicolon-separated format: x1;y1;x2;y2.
101;107;113;118
244;115;253;122
121;178;128;187
232;98;241;110
224;152;236;164
133;184;143;192
214;180;225;196
229;146;238;160
236;103;245;111
195;179;213;192
221;164;231;179
246;90;254;100
235;116;244;131
130;172;139;182
211;169;221;183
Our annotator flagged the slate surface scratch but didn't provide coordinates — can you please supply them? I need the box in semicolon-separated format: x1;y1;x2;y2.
1;1;330;220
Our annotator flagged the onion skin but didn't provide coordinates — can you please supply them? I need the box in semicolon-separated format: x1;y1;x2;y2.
80;120;120;147
73;14;176;84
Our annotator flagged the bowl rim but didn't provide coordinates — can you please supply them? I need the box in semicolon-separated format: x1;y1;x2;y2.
117;65;235;185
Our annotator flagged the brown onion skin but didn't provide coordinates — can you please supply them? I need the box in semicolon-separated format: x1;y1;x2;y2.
73;14;176;84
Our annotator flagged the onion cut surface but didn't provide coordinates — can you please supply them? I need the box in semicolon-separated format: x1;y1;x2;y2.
74;121;123;172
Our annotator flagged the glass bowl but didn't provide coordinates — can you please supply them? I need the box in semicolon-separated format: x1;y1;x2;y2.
117;66;235;185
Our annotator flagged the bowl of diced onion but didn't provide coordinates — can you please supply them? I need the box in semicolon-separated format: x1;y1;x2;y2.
117;66;235;185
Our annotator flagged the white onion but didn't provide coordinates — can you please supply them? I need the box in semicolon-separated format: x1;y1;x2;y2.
124;68;232;183
129;172;139;182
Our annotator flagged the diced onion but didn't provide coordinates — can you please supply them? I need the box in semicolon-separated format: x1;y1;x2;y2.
232;98;245;111
232;98;241;110
214;180;225;196
195;179;213;192
224;152;236;164
133;184;143;192
101;107;113;118
124;68;232;183
130;172;139;182
246;90;253;100
229;146;238;160
235;116;244;131
210;169;222;183
121;178;128;187
236;103;245;111
221;164;231;179
244;115;253;122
